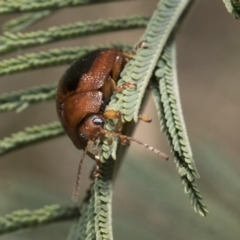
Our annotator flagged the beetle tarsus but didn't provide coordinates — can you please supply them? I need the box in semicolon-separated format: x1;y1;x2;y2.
103;109;121;120
123;40;148;59
92;144;101;178
92;162;100;178
115;82;137;92
138;114;152;123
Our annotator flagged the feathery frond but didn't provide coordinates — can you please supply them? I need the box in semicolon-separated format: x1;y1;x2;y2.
0;122;64;156
0;205;79;235
151;37;208;216
153;38;199;181
68;160;115;240
0;83;56;113
0;15;148;56
101;0;192;162
222;0;240;18
0;44;132;76
0;0;123;14
117;0;192;122
2;10;51;33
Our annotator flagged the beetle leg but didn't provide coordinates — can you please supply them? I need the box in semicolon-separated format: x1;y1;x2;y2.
103;110;123;132
92;155;101;178
114;117;123;132
91;143;101;178
110;77;136;92
138;114;152;123
112;54;124;81
118;134;131;146
122;40;147;59
103;109;121;119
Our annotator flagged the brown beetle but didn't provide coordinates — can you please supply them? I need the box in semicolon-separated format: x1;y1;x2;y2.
56;48;168;201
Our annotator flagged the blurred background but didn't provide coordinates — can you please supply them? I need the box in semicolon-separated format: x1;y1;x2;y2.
1;0;240;239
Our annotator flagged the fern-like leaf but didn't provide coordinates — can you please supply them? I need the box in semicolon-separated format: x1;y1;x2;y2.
0;15;148;55
115;0;192;122
0;83;56;113
0;122;64;156
68;160;115;240
0;44;131;76
151;37;208;216
0;0;121;14
0;205;79;235
2;10;51;33
222;0;240;18
100;0;192;162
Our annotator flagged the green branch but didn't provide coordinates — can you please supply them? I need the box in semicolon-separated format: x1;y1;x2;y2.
0;0;124;14
0;122;64;156
0;15;148;55
0;205;79;235
0;44;132;76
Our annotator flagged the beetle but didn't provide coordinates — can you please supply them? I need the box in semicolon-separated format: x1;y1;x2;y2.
56;47;168;201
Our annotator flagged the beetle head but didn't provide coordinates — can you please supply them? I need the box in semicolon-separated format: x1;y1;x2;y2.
78;114;105;144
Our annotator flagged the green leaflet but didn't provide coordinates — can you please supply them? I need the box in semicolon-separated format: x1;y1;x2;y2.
222;0;240;18
100;0;192;162
117;0;192;122
2;10;51;32
0;15;149;55
0;44;132;76
68;160;114;240
0;0;121;13
0;122;64;156
151;37;208;217
0;83;57;113
0;204;79;235
154;42;199;180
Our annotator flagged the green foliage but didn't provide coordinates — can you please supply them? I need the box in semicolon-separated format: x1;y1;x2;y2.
0;205;79;235
0;83;57;112
3;10;51;33
0;15;148;55
68;160;115;240
3;0;238;239
222;0;240;18
0;0;119;13
0;44;132;76
101;0;194;162
0;122;64;156
151;37;208;217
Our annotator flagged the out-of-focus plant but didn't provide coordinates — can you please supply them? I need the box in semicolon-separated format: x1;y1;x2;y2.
1;0;236;239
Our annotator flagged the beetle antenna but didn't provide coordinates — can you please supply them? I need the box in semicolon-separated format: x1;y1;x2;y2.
72;140;92;202
121;135;169;160
102;130;169;160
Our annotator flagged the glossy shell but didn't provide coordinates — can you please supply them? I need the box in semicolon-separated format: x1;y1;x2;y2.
56;48;124;149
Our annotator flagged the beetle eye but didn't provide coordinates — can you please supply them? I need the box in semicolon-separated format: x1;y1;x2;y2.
92;118;104;126
79;133;87;143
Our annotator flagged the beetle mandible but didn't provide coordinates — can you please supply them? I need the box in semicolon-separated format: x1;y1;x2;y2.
56;47;168;201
